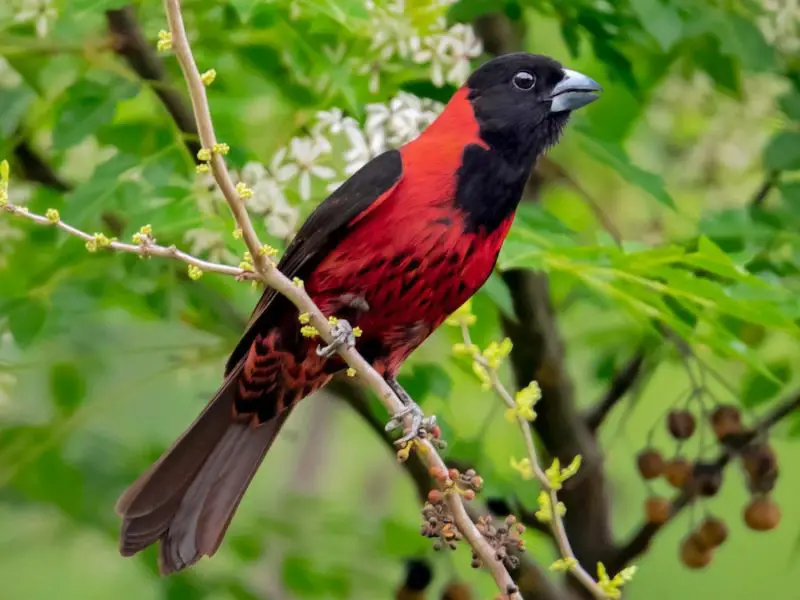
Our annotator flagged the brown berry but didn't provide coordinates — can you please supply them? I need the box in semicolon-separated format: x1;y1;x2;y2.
696;517;728;548
741;443;779;494
637;449;665;480
744;497;781;531
441;581;474;600
645;496;671;524
668;410;696;440
664;457;693;489
693;462;723;497
710;405;742;442
680;535;713;569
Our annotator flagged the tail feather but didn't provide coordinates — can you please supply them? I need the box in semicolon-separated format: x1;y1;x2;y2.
116;363;292;574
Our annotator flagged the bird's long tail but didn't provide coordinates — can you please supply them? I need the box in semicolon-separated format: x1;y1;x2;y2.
115;363;291;574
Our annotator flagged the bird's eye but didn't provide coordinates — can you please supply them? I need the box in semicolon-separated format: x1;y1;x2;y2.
512;71;536;91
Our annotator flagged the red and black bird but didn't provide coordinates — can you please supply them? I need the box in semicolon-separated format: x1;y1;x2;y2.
116;52;601;573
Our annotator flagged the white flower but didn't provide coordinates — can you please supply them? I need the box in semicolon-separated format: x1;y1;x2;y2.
264;195;300;239
12;0;57;38
434;24;483;87
286;137;336;201
184;228;237;264
342;127;375;174
314;108;360;136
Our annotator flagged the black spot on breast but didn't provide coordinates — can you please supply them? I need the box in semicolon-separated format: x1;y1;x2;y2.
407;258;421;271
434;216;453;226
390;254;407;267
457;281;467;295
430;254;445;268
401;274;420;295
447;253;460;265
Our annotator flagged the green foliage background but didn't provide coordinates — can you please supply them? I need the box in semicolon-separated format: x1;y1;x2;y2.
2;0;800;598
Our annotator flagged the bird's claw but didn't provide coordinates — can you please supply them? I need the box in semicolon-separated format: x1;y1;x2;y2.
316;319;356;358
385;401;439;446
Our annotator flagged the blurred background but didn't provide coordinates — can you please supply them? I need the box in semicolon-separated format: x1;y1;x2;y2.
1;0;800;598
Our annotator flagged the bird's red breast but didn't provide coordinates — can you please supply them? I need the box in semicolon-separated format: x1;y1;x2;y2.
307;87;513;375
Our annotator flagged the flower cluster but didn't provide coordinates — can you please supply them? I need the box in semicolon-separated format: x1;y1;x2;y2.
10;0;57;38
759;0;800;54
184;92;444;261
363;0;483;92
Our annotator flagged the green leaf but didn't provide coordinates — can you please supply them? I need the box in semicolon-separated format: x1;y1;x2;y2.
629;0;683;51
49;362;87;417
479;272;518;322
741;361;791;408
61;152;139;226
577;132;676;209
779;92;800;121
717;14;775;72
763;131;800;171
0;84;36;137
7;299;48;348
53;79;138;150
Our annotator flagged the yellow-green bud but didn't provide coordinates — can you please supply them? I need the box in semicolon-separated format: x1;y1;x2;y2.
187;264;203;280
200;69;217;86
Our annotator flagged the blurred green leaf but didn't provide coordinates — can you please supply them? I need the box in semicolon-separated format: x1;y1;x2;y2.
7;299;47;348
629;0;683;51
49;362;87;417
577;131;676;209
763;131;800;171
53;79;138;151
741;361;791;407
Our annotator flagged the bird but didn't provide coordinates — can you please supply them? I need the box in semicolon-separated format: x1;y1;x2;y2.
116;51;601;574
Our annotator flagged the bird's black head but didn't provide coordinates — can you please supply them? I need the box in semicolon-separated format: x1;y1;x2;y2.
466;53;601;164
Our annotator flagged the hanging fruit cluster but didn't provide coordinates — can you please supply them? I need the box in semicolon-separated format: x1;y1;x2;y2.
635;402;781;570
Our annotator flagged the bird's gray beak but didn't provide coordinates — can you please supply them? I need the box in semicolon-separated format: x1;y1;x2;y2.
549;69;602;113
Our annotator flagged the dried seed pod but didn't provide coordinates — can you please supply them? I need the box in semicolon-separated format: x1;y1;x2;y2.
693;461;723;497
696;517;728;549
645;496;671;524
741;443;779;494
710;405;743;442
664;457;693;490
637;449;665;480
744;496;781;531
680;534;713;569
668;410;696;440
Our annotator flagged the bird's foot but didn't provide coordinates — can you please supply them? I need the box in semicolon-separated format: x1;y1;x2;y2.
316;319;356;358
385;378;444;448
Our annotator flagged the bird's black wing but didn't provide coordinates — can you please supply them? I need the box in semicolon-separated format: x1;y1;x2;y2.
224;149;403;374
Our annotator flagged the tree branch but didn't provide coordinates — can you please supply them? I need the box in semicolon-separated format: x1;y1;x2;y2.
502;270;616;591
455;318;607;599
12;138;71;191
164;2;523;596
0;201;258;279
608;390;800;573
107;5;201;158
585;350;647;433
331;380;572;600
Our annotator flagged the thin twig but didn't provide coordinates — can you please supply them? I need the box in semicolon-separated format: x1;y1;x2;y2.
1;202;256;279
162;1;522;596
458;324;607;600
586;350;647;433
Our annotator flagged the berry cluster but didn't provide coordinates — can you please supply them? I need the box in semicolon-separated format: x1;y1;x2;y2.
637;403;781;569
